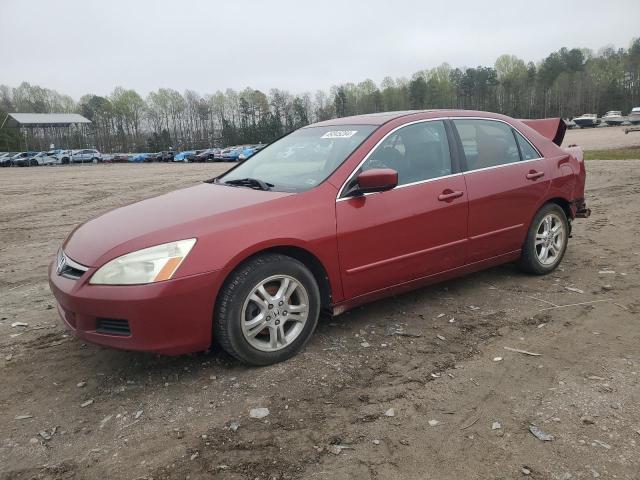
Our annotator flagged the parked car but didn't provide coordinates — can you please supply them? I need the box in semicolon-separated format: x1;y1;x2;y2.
220;146;245;162
173;150;196;162
13;151;40;166
107;153;129;163
130;153;151;162
191;149;206;161
238;144;267;161
49;110;589;365
7;151;39;166
157;151;176;162
16;151;65;167
194;148;221;162
31;151;63;166
0;152;19;167
214;147;230;160
42;149;73;165
71;149;102;163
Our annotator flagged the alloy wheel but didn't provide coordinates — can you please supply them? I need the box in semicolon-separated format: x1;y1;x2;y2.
535;213;565;266
240;274;309;352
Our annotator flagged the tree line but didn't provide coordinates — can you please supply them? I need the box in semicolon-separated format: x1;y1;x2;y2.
1;38;639;153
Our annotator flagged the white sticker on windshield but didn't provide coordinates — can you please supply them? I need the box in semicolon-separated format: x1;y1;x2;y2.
321;130;358;139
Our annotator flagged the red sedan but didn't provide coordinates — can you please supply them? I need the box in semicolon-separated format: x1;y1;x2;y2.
49;110;590;365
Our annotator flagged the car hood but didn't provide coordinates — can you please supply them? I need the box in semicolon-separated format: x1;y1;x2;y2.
64;183;293;267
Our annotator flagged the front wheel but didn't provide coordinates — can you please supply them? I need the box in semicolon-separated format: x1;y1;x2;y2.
519;203;569;275
214;253;320;365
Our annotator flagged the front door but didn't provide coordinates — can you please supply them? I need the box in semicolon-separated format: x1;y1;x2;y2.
336;119;469;300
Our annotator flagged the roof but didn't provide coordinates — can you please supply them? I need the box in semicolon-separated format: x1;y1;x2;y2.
306;109;518;127
1;113;92;128
308;111;421;127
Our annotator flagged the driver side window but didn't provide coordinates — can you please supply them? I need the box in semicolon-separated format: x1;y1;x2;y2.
361;120;452;186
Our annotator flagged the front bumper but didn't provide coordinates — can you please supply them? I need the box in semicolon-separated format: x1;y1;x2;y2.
49;261;221;355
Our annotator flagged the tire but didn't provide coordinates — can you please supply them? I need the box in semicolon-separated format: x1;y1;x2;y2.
61;157;69;165
519;203;569;275
214;253;321;365
29;159;38;167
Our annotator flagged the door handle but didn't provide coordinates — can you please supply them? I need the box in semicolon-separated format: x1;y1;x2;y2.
438;190;464;201
526;171;545;180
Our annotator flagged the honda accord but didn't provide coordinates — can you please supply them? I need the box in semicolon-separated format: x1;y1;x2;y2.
49;110;590;365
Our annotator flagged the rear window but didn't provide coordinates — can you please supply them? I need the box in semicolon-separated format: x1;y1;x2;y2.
453;119;520;170
514;130;540;160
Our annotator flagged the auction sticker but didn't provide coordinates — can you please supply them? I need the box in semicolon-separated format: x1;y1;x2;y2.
321;130;358;139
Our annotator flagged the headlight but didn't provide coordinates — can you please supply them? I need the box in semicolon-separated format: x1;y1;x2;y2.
90;239;196;285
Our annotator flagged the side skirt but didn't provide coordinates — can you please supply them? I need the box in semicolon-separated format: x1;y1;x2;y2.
331;250;521;316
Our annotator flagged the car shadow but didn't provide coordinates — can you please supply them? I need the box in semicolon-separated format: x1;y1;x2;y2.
68;261;526;384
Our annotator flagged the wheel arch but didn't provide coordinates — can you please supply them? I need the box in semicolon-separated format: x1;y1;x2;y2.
522;196;574;248
546;197;573;222
214;244;335;317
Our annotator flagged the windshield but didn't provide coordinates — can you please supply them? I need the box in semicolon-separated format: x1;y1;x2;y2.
218;124;377;192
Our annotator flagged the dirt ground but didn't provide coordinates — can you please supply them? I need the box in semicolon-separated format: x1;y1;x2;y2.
1;144;640;479
563;125;640;150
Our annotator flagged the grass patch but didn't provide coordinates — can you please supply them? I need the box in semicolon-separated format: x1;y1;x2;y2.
585;146;640;160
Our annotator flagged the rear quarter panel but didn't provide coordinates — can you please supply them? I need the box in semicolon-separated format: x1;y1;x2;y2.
512;119;584;220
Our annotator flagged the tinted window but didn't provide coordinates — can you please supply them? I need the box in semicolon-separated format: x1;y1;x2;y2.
359;120;452;186
514;130;540;160
453;119;520;170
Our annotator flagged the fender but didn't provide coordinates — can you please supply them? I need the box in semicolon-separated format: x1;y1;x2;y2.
213;237;344;305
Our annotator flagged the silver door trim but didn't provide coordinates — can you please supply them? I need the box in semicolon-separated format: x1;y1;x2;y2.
335;116;544;201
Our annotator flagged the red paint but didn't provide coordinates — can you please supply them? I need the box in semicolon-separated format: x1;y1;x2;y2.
353;168;398;193
49;110;588;355
519;118;566;146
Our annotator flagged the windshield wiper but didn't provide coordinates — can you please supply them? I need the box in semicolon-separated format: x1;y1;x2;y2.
222;177;274;191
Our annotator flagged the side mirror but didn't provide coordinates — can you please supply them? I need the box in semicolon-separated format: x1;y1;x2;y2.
346;168;398;197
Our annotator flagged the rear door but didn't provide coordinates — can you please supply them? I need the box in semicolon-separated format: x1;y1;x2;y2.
452;118;550;263
336;119;468;299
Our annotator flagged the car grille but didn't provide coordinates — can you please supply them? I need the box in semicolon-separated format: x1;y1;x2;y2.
57;250;88;280
96;318;131;336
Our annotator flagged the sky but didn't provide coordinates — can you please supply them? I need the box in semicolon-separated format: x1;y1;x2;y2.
1;0;638;99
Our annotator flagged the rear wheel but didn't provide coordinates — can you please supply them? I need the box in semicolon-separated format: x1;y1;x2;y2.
519;203;569;275
214;253;320;365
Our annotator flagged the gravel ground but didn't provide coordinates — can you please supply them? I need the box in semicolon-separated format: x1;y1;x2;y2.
1;153;639;479
563;125;640;150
